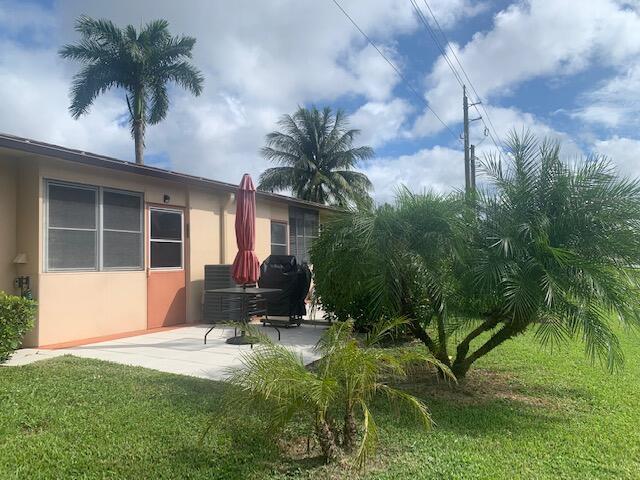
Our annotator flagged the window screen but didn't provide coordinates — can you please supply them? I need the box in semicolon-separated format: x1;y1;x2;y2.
150;209;183;269
289;207;319;264
271;221;288;255
46;182;143;271
102;190;143;269
151;210;182;240
47;183;97;270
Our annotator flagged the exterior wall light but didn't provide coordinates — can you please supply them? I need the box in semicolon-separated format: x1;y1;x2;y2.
12;253;28;264
12;254;31;297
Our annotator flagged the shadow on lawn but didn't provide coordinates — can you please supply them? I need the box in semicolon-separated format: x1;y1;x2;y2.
390;367;594;438
170;423;328;479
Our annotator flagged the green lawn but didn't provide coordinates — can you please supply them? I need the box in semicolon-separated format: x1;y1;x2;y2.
1;330;640;479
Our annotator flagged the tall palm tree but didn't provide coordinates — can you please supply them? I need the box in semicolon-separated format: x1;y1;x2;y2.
59;16;204;164
258;106;374;207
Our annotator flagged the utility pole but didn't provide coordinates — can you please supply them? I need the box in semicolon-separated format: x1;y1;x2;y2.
463;85;482;195
470;144;476;192
463;85;470;194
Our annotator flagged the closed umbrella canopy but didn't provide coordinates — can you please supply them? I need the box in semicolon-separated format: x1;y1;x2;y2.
231;173;260;285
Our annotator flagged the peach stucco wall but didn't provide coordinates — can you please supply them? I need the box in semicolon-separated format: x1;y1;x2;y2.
186;188;222;324
221;197;290;264
0;159;17;294
1;150;321;346
38;272;147;345
34;157;188;346
186;192;289;322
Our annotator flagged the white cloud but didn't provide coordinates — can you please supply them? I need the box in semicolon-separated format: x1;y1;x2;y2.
2;0;638;205
350;98;412;148
0;39;132;158
573;65;640;127
424;0;491;29
363;145;464;203
0;0;422;180
413;0;640;136
474;105;582;156
593;136;640;178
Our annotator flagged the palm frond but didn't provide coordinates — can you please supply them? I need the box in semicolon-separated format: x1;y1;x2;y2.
355;400;379;469
162;61;204;95
260;106;373;206
147;82;169;124
68;63;117;118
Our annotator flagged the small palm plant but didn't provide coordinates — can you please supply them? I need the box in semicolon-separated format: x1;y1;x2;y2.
222;319;452;466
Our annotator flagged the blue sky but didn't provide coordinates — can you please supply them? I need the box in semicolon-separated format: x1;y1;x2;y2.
1;0;639;202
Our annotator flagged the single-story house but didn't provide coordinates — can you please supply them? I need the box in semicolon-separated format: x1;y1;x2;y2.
0;133;333;348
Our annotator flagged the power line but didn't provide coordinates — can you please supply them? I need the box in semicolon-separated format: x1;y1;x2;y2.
411;0;501;151
420;0;505;153
422;0;503;150
409;0;464;89
331;0;461;143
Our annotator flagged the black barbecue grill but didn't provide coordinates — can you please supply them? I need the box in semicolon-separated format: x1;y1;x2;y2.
257;255;311;327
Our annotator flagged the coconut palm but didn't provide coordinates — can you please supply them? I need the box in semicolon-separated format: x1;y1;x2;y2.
59;15;204;165
312;131;640;379
222;319;450;466
258;106;374;207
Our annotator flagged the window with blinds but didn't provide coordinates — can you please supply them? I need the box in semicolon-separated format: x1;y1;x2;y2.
45;181;143;271
47;183;98;270
270;221;288;255
102;190;144;269
289;207;319;264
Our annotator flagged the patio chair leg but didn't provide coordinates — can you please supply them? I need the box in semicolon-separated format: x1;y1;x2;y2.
204;324;215;345
269;325;281;341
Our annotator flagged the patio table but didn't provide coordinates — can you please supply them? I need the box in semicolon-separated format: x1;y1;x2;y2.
203;286;281;345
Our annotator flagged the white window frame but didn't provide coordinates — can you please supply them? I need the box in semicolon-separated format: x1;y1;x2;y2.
44;179;144;272
149;207;184;271
270;220;289;255
100;187;145;271
289;207;319;264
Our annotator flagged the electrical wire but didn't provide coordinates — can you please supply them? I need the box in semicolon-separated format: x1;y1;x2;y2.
331;0;461;143
409;0;465;89
420;0;506;153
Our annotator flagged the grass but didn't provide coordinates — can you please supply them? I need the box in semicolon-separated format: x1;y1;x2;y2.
1;330;640;479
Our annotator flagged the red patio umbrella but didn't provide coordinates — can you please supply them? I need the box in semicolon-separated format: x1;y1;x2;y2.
231;173;260;285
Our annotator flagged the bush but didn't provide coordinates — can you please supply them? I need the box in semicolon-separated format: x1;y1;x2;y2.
0;292;37;363
220;320;451;467
311;131;640;379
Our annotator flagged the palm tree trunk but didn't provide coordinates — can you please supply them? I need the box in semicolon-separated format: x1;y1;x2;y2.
343;405;357;452
133;120;144;165
451;322;527;379
315;418;339;463
131;87;145;165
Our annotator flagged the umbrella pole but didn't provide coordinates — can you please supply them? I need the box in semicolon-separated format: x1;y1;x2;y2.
226;284;254;346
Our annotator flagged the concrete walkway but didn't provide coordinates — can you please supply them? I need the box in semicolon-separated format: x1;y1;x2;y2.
4;323;327;381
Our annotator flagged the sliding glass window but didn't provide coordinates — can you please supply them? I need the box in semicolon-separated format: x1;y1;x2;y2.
45;181;144;271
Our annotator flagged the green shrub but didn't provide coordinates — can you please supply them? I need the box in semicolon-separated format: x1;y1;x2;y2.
0;292;37;363
311;131;640;379
221;320;452;467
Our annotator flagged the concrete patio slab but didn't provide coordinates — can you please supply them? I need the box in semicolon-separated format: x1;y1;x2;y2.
3;323;327;381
